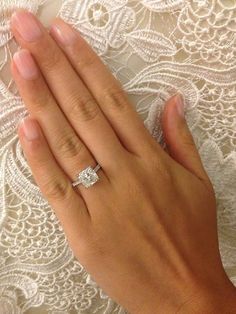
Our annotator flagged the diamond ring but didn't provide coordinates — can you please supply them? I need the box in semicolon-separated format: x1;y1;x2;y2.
72;164;101;188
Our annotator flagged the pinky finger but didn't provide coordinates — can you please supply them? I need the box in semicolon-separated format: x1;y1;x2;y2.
17;116;91;246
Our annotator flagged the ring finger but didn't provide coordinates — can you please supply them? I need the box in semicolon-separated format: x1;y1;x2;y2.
11;49;109;197
17;116;91;246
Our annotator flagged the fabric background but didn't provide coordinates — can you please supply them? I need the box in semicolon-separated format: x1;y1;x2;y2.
0;0;235;313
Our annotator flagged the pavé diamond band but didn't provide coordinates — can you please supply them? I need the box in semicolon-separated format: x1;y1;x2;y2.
72;164;101;188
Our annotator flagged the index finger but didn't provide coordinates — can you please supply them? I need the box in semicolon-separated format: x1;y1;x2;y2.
49;18;164;158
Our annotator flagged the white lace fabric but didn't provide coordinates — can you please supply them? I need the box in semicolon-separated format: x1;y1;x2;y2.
0;0;236;313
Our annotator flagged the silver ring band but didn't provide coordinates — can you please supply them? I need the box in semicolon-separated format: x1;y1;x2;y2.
72;164;101;188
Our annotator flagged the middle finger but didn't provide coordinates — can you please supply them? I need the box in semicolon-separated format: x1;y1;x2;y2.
11;49;109;195
10;10;125;170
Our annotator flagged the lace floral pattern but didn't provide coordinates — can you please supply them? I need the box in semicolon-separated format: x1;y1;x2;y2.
178;0;236;65
60;0;136;55
0;0;236;313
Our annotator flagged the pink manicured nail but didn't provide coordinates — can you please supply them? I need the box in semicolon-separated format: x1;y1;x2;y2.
20;117;40;141
50;22;78;46
11;10;42;42
174;94;185;117
13;49;39;80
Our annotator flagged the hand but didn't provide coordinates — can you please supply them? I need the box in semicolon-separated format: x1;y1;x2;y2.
11;10;236;314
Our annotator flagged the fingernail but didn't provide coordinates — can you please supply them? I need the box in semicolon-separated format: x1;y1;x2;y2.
11;10;42;42
174;94;185;117
19;117;40;141
13;49;39;80
50;22;77;46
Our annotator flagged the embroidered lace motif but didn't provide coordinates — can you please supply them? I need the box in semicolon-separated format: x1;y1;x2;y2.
0;0;236;313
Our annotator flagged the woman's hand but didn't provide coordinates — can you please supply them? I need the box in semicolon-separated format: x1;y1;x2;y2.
11;10;236;314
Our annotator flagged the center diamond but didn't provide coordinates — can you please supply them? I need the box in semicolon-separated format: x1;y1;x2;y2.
78;166;99;188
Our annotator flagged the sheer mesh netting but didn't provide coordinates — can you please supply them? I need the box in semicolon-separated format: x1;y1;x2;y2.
0;0;236;313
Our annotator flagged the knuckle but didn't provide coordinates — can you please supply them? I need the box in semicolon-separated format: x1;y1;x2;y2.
77;53;97;72
40;47;62;71
55;133;82;159
103;87;129;111
152;155;173;182
26;83;53;113
32;93;52;113
43;177;71;201
160;164;173;182
70;97;100;122
118;163;144;195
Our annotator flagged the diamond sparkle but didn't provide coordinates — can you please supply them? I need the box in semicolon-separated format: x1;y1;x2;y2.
78;166;99;188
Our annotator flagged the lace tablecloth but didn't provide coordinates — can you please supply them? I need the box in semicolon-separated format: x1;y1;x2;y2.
0;0;236;313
